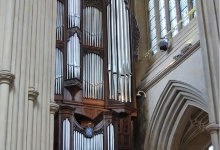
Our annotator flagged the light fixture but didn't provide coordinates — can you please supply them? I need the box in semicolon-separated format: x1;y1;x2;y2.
136;91;146;98
159;38;171;51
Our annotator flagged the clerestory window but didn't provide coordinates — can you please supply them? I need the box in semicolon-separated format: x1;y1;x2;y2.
148;0;196;55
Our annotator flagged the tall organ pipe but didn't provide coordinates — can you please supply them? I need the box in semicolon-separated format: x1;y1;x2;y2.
83;7;103;48
55;48;63;94
68;0;80;28
83;53;104;100
67;34;80;79
107;0;132;102
63;119;70;150
56;1;64;40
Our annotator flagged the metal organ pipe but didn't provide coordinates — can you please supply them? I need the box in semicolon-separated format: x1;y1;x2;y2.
107;0;132;102
63;119;70;150
68;0;80;28
83;7;103;47
55;48;63;95
83;53;104;100
107;124;115;150
56;1;64;41
73;131;103;150
67;34;80;79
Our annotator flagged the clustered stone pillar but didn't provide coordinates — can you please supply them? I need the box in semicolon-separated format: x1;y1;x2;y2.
0;0;58;149
196;0;219;149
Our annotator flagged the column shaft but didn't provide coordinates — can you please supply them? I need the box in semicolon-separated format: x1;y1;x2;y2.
0;84;10;150
26;101;34;150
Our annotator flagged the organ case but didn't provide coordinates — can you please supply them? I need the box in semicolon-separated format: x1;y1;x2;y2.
54;0;138;149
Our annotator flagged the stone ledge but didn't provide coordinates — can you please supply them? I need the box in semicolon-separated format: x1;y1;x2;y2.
0;70;15;84
50;101;59;114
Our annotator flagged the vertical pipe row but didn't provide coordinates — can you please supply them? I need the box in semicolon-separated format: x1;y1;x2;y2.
72;131;103;150
83;53;104;100
83;7;103;47
56;1;64;40
107;124;115;150
107;0;132;102
63;119;70;150
67;35;80;79
68;0;80;28
55;48;63;94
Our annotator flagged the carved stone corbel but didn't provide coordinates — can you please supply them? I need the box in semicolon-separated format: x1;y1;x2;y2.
50;101;59;115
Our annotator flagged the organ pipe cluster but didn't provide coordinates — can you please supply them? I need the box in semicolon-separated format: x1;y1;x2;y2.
83;7;103;47
55;48;63;94
107;0;132;102
55;0;133;103
83;53;104;100
56;1;64;40
67;34;81;79
63;119;70;150
67;0;81;80
73;131;104;150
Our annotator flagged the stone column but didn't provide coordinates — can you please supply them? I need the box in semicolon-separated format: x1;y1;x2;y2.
26;89;39;150
0;71;15;150
196;0;219;149
49;102;59;150
206;123;220;150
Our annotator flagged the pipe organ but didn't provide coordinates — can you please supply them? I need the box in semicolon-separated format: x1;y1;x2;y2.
54;0;138;149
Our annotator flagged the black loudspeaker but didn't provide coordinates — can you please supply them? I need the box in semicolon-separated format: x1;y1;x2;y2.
159;40;168;51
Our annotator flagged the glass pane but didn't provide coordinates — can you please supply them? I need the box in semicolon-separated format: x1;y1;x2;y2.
169;0;178;37
158;0;165;9
161;28;167;37
180;0;189;27
149;0;157;54
159;8;166;20
160;18;166;31
149;9;155;20
192;0;197;17
150;28;157;40
150;17;156;29
149;0;154;10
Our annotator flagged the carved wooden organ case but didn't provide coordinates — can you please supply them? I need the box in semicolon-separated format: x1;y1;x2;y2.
54;0;138;149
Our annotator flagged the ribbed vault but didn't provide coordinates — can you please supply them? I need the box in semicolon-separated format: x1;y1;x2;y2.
144;80;210;150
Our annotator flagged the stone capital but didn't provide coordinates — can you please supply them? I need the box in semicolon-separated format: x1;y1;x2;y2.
206;123;220;134
0;70;15;84
28;88;39;101
50;101;59;114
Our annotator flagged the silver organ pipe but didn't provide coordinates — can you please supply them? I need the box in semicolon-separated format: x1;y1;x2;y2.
68;0;81;28
83;7;103;48
56;1;64;41
55;48;63;94
66;0;81;80
107;124;115;150
107;0;132;102
73;131;104;150
67;34;81;79
83;53;104;100
63;119;70;150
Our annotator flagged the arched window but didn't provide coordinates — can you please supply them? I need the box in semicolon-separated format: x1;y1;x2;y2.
209;145;213;150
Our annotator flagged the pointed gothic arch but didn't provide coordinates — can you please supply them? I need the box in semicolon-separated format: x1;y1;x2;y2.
145;80;210;150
